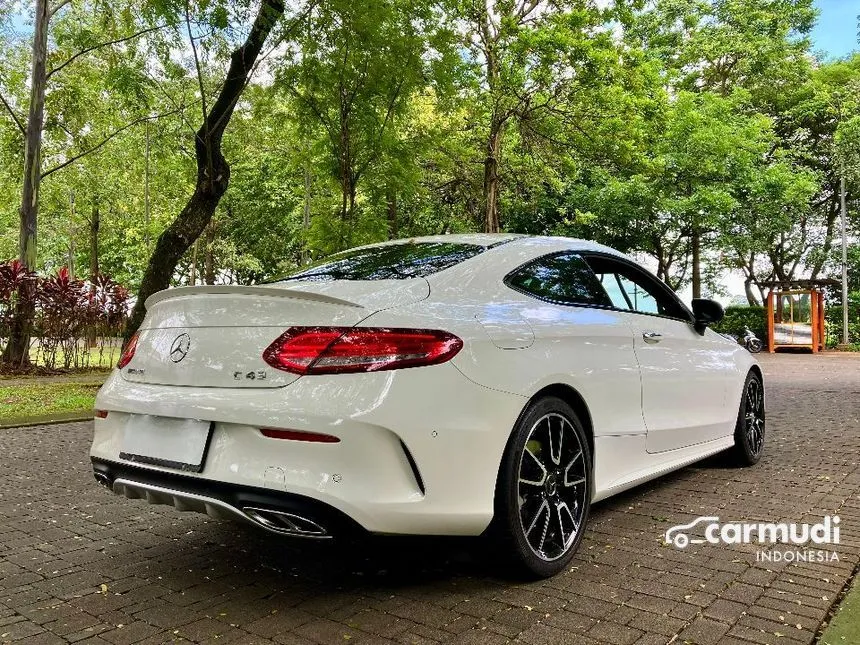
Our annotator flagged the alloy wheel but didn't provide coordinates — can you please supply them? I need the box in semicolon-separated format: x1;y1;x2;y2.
745;378;765;456
516;413;588;561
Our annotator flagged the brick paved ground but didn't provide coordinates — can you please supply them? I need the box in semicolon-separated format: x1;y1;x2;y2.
1;353;858;645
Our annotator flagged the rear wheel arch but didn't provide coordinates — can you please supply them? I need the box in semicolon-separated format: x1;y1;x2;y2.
493;383;595;504
527;384;595;459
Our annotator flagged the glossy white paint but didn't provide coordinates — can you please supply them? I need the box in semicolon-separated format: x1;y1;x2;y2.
92;234;759;536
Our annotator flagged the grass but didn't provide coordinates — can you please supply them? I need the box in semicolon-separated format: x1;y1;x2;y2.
821;579;860;645
28;342;121;370
0;381;102;421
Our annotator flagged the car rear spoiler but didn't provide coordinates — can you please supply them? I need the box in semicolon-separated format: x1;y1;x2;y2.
144;285;364;310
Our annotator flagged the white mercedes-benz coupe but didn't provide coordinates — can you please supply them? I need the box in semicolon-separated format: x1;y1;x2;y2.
91;234;765;577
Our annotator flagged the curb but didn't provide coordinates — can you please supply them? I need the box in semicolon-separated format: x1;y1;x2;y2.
0;411;94;429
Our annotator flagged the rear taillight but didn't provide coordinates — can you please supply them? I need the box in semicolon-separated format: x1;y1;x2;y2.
117;333;139;369
262;327;463;375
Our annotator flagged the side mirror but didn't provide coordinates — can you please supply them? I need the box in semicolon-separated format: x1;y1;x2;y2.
691;298;724;334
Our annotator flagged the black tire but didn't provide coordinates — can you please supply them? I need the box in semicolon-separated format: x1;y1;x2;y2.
491;396;592;578
730;371;766;466
746;339;763;353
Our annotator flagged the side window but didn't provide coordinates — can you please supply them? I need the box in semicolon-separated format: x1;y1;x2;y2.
506;253;612;307
598;273;632;310
617;275;660;314
585;255;689;320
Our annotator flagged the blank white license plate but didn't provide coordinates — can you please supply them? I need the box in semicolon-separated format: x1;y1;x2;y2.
120;415;212;472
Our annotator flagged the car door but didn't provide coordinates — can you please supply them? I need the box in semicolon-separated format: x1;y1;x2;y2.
582;253;737;453
496;252;645;439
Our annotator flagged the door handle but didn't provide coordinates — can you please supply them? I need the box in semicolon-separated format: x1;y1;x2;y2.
642;331;662;343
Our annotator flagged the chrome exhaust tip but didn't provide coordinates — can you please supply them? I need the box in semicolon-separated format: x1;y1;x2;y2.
242;507;329;538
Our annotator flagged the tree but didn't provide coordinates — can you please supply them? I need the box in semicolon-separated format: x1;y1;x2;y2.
1;0;166;366
559;90;812;298
2;0;51;367
613;0;822;295
765;55;860;282
277;0;452;249
0;0;855;350
628;0;817;98
458;0;629;232
125;0;308;340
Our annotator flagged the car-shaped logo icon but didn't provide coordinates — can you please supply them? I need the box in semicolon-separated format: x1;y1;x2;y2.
665;516;720;548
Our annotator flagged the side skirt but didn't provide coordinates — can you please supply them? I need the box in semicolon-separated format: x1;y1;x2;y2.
592;434;735;503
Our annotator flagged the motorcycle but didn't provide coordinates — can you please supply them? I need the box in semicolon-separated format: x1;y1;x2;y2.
720;325;763;353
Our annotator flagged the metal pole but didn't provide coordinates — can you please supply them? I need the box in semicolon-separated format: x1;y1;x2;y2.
841;175;849;346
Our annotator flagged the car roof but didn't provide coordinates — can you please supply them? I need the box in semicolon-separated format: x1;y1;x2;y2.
356;233;629;258
349;233;523;249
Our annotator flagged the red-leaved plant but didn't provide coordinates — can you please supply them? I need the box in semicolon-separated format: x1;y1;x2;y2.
0;260;37;360
0;260;129;370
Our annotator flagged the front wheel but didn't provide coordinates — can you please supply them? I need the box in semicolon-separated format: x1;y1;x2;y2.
746;338;763;353
492;397;591;578
730;371;766;465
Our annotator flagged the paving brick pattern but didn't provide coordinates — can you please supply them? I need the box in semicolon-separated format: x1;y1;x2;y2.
1;353;858;644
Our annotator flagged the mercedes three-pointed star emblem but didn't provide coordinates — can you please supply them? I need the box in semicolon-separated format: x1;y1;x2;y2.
169;333;191;363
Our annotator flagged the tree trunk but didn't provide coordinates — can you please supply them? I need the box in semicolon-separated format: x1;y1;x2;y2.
348;178;357;220
2;0;49;367
124;0;286;342
338;115;353;221
189;240;198;286
89;200;99;281
87;199;100;347
68;192;75;280
654;236;669;283
387;190;398;239
743;278;759;306
691;226;701;299
756;282;767;307
204;220;216;285
302;161;311;262
483;117;503;233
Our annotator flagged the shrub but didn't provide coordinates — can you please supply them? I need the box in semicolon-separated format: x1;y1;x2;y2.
0;261;129;371
712;305;768;342
824;293;860;347
0;260;37;340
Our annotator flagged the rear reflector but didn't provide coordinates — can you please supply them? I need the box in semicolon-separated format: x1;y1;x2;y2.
117;333;139;369
262;327;463;375
260;428;340;443
94;409;108;419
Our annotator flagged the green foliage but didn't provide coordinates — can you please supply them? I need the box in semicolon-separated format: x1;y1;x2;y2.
0;0;856;302
824;292;860;347
629;0;817;97
836;115;860;183
712;305;768;342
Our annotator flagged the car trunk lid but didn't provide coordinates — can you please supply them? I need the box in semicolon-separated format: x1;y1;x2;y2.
122;280;429;388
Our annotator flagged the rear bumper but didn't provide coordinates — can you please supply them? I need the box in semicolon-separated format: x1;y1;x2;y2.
92;458;363;538
91;364;527;536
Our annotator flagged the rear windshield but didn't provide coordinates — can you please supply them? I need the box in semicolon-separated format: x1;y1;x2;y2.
278;242;485;282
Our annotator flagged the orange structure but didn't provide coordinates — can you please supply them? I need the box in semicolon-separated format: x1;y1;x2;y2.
763;280;838;353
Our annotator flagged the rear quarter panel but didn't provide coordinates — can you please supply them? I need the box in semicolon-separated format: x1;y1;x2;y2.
363;240;647;440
